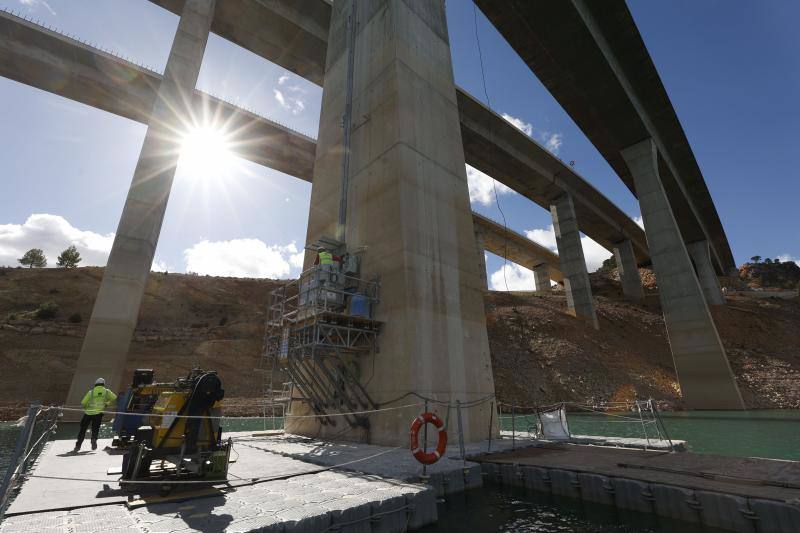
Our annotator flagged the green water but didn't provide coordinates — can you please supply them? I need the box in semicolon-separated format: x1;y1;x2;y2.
422;485;729;533
499;409;800;460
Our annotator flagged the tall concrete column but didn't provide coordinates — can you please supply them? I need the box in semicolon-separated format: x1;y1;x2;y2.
686;240;725;306
550;193;599;329
293;0;496;445
533;263;551;294
474;227;488;290
621;138;742;409
64;0;216;412
613;239;644;300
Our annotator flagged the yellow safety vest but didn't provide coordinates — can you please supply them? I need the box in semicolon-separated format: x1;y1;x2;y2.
318;251;334;265
81;386;117;416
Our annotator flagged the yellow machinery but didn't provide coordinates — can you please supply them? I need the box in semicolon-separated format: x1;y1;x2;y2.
119;368;231;489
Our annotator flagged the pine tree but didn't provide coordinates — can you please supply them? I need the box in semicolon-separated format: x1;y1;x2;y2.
57;245;82;268
18;248;47;268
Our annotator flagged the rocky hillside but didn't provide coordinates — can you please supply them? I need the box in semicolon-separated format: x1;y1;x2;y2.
0;266;798;419
488;268;800;410
0;267;279;419
738;261;800;289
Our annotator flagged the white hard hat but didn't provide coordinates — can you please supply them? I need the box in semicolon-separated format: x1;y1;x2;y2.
95;377;105;386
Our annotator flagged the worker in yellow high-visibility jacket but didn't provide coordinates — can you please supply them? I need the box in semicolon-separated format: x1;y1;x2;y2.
73;378;117;452
317;247;334;266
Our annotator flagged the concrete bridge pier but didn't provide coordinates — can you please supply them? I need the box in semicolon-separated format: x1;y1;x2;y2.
613;239;645;300
64;0;216;413
532;263;551;294
293;0;496;446
621;139;743;409
686;240;726;306
550;193;599;329
475;227;488;290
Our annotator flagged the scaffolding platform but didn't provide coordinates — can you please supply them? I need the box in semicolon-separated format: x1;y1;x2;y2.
262;264;382;430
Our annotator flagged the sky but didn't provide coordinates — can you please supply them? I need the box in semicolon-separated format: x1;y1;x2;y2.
0;0;798;289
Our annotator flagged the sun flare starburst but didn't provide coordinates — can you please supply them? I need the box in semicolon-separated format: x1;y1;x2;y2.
179;126;234;181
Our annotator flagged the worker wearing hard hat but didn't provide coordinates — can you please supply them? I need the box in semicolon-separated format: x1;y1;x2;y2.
316;246;334;266
73;378;117;452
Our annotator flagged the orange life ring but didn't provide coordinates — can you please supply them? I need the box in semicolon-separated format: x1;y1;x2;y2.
409;412;447;465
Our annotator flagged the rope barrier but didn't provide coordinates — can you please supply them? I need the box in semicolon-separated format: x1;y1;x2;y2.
380;391;496;409
26;444;401;486
51;402;424;421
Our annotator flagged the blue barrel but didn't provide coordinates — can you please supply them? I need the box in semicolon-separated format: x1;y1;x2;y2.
349;293;371;318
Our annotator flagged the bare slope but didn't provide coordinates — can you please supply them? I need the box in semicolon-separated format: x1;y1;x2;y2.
0;267;279;419
485;281;800;410
0;267;798;419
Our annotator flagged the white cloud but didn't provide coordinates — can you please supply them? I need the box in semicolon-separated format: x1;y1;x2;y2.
289;250;305;270
581;238;614;272
525;224;612;273
466;164;513;206
776;254;800;267
273;89;286;107
501;112;565;155
273;74;307;115
540;132;563;155
19;0;56;15
633;216;644;229
0;214;113;268
490;263;535;291
501;113;533;137
183;239;303;278
524;227;558;250
151;259;171;272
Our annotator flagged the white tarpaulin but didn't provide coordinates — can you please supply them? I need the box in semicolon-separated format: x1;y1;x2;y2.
538;404;570;440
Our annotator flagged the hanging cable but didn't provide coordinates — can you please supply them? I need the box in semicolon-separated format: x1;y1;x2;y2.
337;0;358;243
473;1;511;294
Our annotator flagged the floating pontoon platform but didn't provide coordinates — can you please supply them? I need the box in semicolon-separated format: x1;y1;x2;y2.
4;432;798;532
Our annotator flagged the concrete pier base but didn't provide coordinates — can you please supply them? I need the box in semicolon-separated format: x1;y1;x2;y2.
687;240;725;306
63;0;216;415
613;239;644;300
550;194;598;329
293;0;496;445
621;139;742;409
533;263;551;294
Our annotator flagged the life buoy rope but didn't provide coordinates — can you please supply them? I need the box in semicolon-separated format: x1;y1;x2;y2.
409;412;447;465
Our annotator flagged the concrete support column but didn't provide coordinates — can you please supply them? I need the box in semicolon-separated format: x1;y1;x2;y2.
65;0;216;411
686;240;725;306
613;239;644;300
550;193;599;329
294;0;496;445
621;138;742;409
533;263;551;294
474;227;488;290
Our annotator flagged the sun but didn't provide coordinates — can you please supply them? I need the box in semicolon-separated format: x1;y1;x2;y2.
179;126;234;181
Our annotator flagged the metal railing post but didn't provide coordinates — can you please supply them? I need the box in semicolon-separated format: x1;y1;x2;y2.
512;404;516;450
487;401;494;452
456;399;466;467
650;399;675;452
422;400;428;478
0;402;40;518
636;400;650;448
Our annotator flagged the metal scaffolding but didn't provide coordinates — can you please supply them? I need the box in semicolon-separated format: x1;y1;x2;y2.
263;264;381;429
